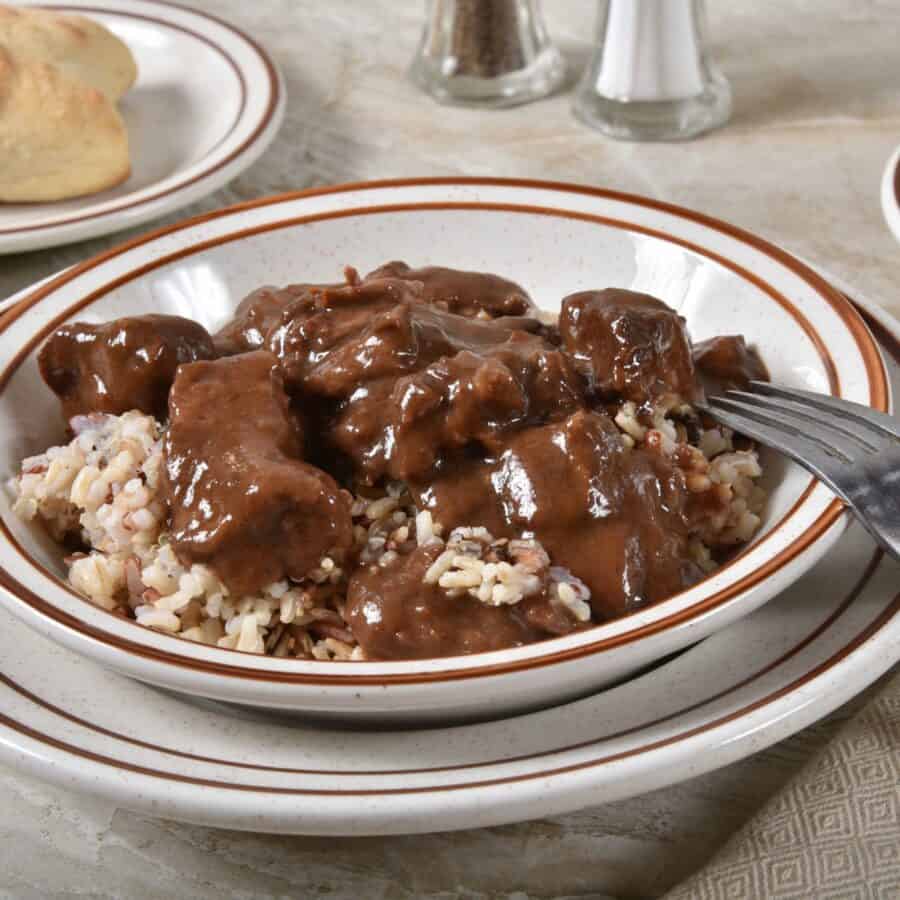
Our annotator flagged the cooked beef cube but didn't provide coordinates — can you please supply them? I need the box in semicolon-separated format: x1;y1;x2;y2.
347;543;544;660
368;335;582;480
304;300;581;481
411;410;701;619
365;260;539;319
694;335;768;390
164;350;352;595
214;279;347;356
39;314;215;421
265;276;427;393
560;288;698;405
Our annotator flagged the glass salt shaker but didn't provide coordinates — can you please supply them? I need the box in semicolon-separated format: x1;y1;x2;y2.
411;0;566;108
573;0;731;140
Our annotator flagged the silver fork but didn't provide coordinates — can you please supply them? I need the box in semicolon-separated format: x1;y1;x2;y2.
697;381;900;561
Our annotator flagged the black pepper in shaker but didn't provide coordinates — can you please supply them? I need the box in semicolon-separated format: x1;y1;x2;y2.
411;0;565;107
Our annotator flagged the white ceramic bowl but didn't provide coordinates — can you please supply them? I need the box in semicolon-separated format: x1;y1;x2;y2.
0;179;890;722
881;142;900;244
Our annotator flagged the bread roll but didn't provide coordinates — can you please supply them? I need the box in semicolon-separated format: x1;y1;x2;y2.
0;3;136;101
0;46;130;203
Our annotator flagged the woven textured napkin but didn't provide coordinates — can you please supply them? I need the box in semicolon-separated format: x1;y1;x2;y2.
664;668;900;899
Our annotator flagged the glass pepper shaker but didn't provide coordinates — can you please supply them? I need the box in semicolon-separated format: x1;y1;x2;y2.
572;0;731;140
411;0;566;108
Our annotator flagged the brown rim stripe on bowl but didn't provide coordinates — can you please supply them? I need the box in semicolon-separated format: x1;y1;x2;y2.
0;175;887;404
857;305;900;360
1;549;882;778
0;202;844;399
0;1;279;236
0;230;834;683
2;584;898;797
0;187;889;686
0;488;834;682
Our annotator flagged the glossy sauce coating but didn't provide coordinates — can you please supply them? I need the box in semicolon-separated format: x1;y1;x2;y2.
264;275;561;482
164;351;352;595
412;410;700;620
37;264;736;660
38;314;215;421
213;281;345;357
346;544;544;660
365;260;538;319
325;309;580;482
560;289;698;406
693;335;768;390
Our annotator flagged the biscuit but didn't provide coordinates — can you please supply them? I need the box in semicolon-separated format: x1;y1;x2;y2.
0;3;136;101
0;45;130;203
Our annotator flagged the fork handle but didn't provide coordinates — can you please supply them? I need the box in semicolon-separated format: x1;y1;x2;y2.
843;477;900;562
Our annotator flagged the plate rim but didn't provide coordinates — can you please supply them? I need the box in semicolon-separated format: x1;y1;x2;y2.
0;544;888;780
0;436;896;833
0;0;285;253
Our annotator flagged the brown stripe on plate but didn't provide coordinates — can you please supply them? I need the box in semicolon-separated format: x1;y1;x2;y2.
0;550;883;777
1;581;897;796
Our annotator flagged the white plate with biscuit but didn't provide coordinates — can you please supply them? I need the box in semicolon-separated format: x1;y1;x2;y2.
0;0;284;254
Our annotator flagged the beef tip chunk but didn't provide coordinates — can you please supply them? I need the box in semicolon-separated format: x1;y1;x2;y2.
266;276;428;393
346;544;543;660
255;270;571;483
164;350;352;596
693;335;768;390
339;332;582;481
365;260;539;319
214;285;300;356
412;410;700;620
38;314;215;422
313;303;581;481
560;289;699;405
214;278;350;357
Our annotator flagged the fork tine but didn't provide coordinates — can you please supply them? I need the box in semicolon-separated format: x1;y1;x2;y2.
724;390;883;453
747;380;899;441
707;396;857;463
698;399;852;503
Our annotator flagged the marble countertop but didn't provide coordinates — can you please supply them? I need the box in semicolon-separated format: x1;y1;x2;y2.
1;1;898;897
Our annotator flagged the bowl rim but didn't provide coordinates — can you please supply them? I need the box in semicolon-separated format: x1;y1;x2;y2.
0;176;889;685
879;142;900;245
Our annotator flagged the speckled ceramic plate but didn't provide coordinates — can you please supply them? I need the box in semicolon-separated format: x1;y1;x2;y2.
0;0;285;254
881;143;900;244
0;274;896;835
0;179;891;722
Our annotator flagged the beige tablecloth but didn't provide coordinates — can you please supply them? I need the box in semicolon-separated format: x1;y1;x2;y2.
1;1;898;897
665;669;900;899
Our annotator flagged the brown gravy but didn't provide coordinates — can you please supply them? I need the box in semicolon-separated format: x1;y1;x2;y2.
39;314;215;421
347;544;542;659
37;265;756;660
693;335;768;390
412;410;700;620
365;260;538;319
560;289;698;407
164;350;352;596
